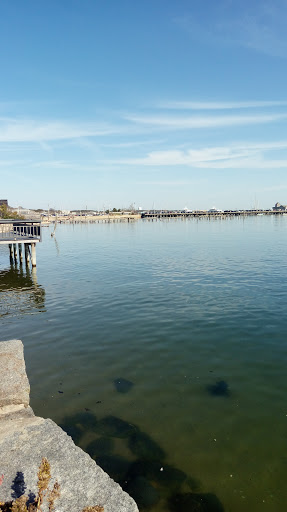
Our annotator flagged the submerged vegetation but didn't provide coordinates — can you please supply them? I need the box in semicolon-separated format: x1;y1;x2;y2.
207;380;230;397
60;409;225;511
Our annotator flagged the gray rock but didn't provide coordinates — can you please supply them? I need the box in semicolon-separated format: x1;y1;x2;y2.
0;340;138;512
0;339;30;407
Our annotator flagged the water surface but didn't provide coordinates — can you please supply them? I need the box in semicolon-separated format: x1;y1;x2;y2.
1;216;287;512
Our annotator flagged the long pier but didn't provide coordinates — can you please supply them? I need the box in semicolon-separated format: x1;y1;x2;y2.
141;209;286;219
0;220;41;267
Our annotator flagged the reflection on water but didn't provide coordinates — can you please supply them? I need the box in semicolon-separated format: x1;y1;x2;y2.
0;264;45;317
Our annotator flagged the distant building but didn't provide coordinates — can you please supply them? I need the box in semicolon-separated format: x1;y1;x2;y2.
0;199;8;207
273;202;287;211
208;207;223;213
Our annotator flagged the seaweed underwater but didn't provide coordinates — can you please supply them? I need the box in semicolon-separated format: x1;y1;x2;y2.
206;380;230;397
60;410;225;512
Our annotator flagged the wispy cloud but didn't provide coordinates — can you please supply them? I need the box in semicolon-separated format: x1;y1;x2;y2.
125;113;287;129
99;139;166;148
175;1;287;58
109;140;287;170
0;118;122;143
136;180;206;186
158;100;287;110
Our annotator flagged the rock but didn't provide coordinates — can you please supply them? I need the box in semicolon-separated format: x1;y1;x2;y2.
0;340;138;512
124;476;160;509
96;455;131;483
113;378;134;394
207;380;230;397
128;431;165;461
95;416;138;439
169;492;224;512
0;340;30;407
87;437;114;457
127;460;187;491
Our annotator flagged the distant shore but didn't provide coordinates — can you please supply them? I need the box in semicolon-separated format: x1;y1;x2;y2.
41;213;142;225
22;209;287;225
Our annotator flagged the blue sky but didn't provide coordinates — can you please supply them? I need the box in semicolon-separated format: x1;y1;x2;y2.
1;0;287;210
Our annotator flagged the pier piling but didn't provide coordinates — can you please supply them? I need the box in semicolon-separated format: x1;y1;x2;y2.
31;243;36;267
9;244;13;261
13;244;18;264
19;243;23;263
25;244;30;264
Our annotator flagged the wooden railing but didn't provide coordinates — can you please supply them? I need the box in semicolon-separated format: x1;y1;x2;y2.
0;220;41;242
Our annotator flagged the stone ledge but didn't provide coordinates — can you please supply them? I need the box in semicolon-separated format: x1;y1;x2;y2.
0;340;138;512
0;339;30;407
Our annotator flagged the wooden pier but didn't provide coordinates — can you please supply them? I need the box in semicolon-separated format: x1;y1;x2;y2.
141;209;286;219
0;220;41;267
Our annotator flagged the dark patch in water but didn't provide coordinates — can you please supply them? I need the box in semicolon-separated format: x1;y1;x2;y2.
59;423;83;444
128;431;165;461
95;415;138;438
169;492;225;512
96;455;131;482
59;410;98;444
114;378;134;394
58;390;64;394
66;410;98;429
86;437;114;458
207;380;230;397
124;476;160;509
186;476;202;492
127;459;187;491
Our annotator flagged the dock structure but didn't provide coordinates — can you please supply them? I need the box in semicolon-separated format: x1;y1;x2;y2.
0;220;41;267
141;209;287;219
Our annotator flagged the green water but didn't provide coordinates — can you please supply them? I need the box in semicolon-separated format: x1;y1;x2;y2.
1;216;287;512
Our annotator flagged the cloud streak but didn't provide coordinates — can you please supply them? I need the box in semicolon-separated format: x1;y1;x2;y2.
126;113;287;129
175;1;287;58
0;118;122;142
158;100;287;110
109;140;287;170
174;0;287;59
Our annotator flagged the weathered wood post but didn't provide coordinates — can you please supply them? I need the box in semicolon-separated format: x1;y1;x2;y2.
13;243;18;263
31;243;37;267
18;243;23;264
24;244;30;264
9;244;13;261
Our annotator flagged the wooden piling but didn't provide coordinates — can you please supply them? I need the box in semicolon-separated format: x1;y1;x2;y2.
25;244;30;263
31;243;37;267
9;244;13;261
13;244;18;263
18;243;23;263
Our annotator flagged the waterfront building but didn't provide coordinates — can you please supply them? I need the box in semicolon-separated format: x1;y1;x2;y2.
273;202;287;211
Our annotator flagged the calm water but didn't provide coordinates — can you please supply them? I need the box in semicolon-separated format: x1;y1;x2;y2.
1;216;287;512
